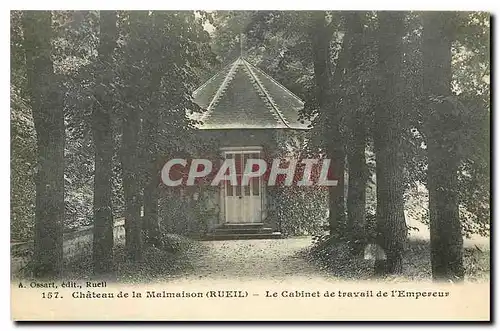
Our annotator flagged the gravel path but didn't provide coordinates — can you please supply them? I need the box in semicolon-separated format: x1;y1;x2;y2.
173;235;489;283
178;237;331;282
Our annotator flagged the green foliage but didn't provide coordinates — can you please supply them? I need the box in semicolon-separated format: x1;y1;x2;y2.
213;11;317;118
453;13;490;237
269;186;328;236
11;11;36;241
265;131;329;236
10;88;36;241
159;188;218;236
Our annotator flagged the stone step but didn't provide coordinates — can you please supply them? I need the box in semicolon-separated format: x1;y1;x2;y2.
200;232;283;241
220;223;265;229
212;227;274;235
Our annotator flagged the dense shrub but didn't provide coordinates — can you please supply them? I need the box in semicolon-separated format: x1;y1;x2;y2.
268;185;328;236
159;187;218;236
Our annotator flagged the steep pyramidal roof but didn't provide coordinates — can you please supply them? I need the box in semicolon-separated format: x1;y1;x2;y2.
191;57;309;130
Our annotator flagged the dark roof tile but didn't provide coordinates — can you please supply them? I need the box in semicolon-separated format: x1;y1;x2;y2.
191;57;308;130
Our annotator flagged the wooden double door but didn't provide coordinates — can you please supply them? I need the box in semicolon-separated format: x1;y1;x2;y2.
222;149;263;223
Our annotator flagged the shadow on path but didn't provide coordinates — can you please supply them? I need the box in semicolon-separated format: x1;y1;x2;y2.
177;237;334;282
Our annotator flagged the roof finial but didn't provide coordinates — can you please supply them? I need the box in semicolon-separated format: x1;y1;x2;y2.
240;33;244;58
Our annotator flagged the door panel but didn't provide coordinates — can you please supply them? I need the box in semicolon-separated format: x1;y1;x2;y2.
224;153;240;223
223;150;263;223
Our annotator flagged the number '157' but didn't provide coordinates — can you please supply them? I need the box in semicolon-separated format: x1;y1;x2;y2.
41;292;60;299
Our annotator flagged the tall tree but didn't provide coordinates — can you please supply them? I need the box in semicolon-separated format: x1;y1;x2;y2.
310;11;346;237
373;12;408;275
22;11;64;278
139;12;215;246
141;96;161;247
422;12;464;281
118;11;147;262
92;11;117;274
343;12;368;248
141;13;162;248
117;10;213;255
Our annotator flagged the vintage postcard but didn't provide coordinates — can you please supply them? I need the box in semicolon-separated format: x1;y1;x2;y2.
10;9;490;321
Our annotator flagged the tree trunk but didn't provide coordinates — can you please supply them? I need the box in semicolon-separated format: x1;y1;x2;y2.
328;22;349;239
344;12;368;249
92;10;117;275
310;12;346;237
121;105;143;262
141;18;164;247
327;147;345;237
142;113;161;247
119;11;153;262
373;12;408;275
22;11;64;278
422;12;464;282
346;115;367;249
